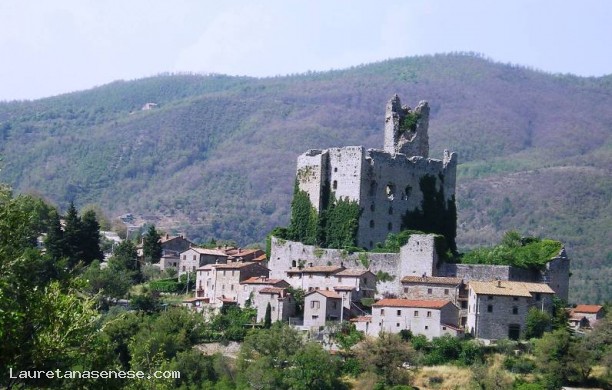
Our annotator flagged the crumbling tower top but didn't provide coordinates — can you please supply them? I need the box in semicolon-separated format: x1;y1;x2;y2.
384;94;430;157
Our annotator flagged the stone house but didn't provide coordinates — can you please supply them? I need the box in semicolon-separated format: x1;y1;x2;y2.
466;281;555;341
570;304;605;329
401;275;468;327
286;265;345;292
363;298;461;339
239;276;290;307
255;287;296;323
195;261;269;308
179;247;267;277
303;290;343;329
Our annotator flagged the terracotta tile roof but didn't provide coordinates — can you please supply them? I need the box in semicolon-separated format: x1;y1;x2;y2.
225;248;262;257
253;254;267;262
240;277;286;285
469;281;554;297
333;286;356;291
213;262;262;270
350;315;372;323
373;298;451;309
306;290;341;299
287;266;345;274
186;247;228;256
335;268;371;277
259;287;287;295
401;276;463;285
573;304;603;314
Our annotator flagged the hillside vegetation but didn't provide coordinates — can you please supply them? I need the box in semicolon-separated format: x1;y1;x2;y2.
0;53;610;303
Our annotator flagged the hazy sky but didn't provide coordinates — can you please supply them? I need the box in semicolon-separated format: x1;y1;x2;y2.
1;0;610;101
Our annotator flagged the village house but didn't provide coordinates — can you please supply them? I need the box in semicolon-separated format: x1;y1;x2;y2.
401;275;468;327
357;298;461;339
286;265;345;292
466;280;555;341
178;246;267;276
139;234;193;271
569;304;605;330
239;276;290;307
303;290;344;329
195;261;270;309
255;287;296;323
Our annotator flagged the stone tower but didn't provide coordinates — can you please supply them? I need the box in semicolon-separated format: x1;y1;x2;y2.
384;94;430;157
295;95;457;249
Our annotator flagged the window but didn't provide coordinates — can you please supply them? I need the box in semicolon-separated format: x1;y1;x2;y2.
444;289;449;295
272;306;276;311
370;220;375;228
309;274;313;279
388;207;393;215
488;295;493;300
334;167;338;172
535;293;541;301
404;287;409;293
182;255;186;260
487;305;493;313
442;326;447;330
332;180;337;190
387;222;392;231
310;301;320;309
370;204;375;212
223;270;226;276
513;297;519;301
182;266;185;271
427;311;432;317
414;311;419;317
221;285;225;291
461;301;468;309
396;323;400;327
512;306;518;315
231;270;235;276
425;326;429;330
427;288;433;294
193;255;196;260
338;277;342;283
192;266;196;271
230;285;234;291
397;310;402;316
381;309;385;315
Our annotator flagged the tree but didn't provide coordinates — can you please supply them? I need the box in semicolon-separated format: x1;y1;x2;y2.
524;307;552;339
142;224;162;263
80;209;103;266
264;302;272;328
534;329;571;388
44;209;65;261
63;202;84;268
356;332;416;387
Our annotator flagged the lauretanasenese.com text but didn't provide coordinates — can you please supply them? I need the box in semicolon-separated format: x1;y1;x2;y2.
9;368;180;380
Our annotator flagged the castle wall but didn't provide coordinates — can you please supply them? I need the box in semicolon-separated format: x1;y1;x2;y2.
296;149;328;211
544;251;570;302
326;147;365;203
399;235;438;277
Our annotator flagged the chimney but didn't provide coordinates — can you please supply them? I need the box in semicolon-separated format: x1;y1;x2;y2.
497;280;502;287
165;233;169;239
308;262;313;267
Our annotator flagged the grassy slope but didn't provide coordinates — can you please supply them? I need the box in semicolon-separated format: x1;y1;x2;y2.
0;54;610;303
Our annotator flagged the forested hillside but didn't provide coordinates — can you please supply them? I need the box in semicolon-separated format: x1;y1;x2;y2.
0;53;610;303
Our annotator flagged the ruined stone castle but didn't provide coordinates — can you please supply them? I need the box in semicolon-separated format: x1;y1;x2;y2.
296;94;457;249
269;95;570;304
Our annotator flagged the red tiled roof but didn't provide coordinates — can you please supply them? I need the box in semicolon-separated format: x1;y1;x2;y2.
373;298;451;309
335;268;372;277
573;304;603;314
241;277;286;285
287;265;344;274
307;289;341;299
253;254;267;262
350;315;372;323
259;287;287;295
401;276;463;285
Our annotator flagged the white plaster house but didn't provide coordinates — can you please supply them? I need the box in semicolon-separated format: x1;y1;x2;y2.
361;298;461;339
303;290;343;329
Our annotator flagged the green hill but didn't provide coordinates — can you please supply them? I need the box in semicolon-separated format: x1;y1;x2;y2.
0;53;610;303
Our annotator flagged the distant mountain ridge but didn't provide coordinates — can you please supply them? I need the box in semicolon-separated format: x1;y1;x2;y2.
0;53;610;303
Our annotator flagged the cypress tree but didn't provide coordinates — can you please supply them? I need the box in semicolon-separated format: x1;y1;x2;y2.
63;202;83;268
264;302;272;328
81;210;103;266
44;209;65;261
142;225;162;263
